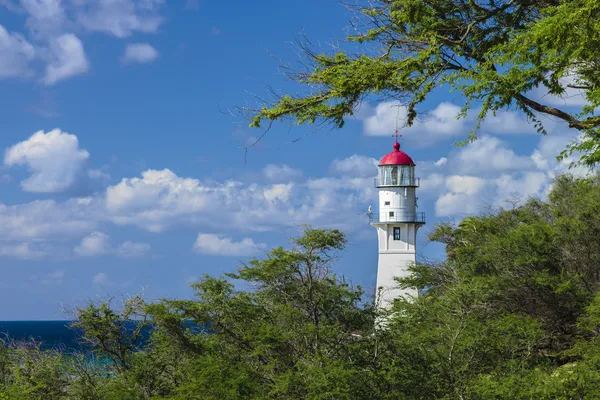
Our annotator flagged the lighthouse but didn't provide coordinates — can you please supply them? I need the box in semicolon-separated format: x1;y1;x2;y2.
370;140;425;309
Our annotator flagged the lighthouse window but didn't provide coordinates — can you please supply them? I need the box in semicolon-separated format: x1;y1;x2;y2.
384;201;390;206
389;211;394;218
393;227;401;240
391;166;398;185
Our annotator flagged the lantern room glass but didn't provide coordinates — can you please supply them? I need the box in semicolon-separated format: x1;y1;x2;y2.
378;165;415;186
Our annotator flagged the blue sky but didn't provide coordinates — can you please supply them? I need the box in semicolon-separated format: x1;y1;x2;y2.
0;0;589;320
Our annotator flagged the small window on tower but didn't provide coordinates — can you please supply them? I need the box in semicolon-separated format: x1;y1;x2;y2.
393;227;401;240
384;201;390;206
389;211;394;218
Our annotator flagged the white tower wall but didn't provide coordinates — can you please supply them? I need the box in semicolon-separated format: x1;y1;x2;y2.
373;223;419;308
378;187;417;222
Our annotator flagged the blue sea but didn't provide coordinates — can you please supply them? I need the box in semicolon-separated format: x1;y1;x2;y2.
0;321;200;352
0;321;86;350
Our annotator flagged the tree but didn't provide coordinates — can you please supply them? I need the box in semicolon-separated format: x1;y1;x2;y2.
147;227;377;399
10;176;600;398
247;0;600;165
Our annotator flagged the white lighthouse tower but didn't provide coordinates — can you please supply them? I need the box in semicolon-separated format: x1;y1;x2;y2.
370;140;425;309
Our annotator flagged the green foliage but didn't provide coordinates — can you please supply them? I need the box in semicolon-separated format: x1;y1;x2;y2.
9;177;600;397
248;0;600;165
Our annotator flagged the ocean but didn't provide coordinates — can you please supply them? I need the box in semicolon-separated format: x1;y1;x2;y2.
0;321;196;352
0;321;85;351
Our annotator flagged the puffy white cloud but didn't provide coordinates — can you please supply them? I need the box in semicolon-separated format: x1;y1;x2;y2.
451;135;534;174
4;129;90;193
0;125;594;261
121;43;158;64
0;0;168;84
43;34;88;85
362;101;466;144
330;155;378;178
73;0;164;38
435;176;487;216
445;176;487;195
21;0;67;37
0;198;98;241
263;164;302;182
0;24;36;79
103;167;376;234
360;101;551;146
116;241;151;258
479;109;538;135
75;232;150;258
263;183;293;203
436;192;484;217
494;172;549;205
74;231;111;256
434;157;447;167
193;234;266;256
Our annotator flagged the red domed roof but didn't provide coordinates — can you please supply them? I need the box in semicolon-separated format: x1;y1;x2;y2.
379;142;415;166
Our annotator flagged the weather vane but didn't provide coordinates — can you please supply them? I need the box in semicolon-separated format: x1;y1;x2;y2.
393;129;402;143
394;104;403;143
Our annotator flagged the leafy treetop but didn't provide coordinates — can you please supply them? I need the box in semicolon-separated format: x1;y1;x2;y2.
248;0;600;165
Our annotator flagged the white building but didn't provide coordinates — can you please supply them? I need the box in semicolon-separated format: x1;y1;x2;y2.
370;141;425;309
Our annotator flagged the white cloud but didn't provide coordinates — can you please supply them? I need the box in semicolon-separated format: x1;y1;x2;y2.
74;0;164;38
263;164;302;182
330;155;378;178
0;198;99;241
0;125;594;260
4;129;90;193
75;231;150;258
0;242;50;260
435;175;488;217
362;101;466;144
116;241;151;258
121;43;158;64
360;101;552;146
92;272;109;285
193;234;266;256
479;109;538;135
103;167;376;234
434;157;447;167
532;74;590;107
74;231;111;257
0;0;168;84
436;192;484;217
43;34;89;85
451;135;534;174
494;172;549;204
263;183;293;203
21;0;67;38
445;176;487;195
0;24;36;78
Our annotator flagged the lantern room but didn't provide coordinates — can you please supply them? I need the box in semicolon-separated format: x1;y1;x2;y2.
375;142;419;188
371;141;424;224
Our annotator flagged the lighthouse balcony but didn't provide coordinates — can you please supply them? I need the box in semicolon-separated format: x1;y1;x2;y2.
369;212;426;224
374;177;420;188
